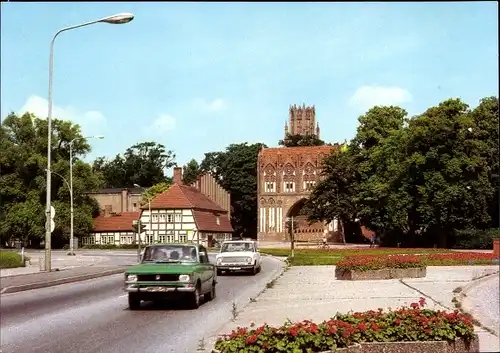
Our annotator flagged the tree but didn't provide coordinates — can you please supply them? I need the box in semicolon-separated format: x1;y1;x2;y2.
200;142;266;238
303;98;498;248
182;159;202;185
93;141;176;188
0;112;103;247
279;133;326;147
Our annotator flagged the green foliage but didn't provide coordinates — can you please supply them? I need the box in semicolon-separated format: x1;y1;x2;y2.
453;228;500;249
214;299;475;352
200;142;266;238
0;250;27;268
140;182;171;205
279;133;326;147
304;97;499;248
182;159;202;185
0;112;104;247
93;141;176;188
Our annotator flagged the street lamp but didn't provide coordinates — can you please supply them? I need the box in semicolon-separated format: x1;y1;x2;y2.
68;135;104;255
134;184;153;245
45;13;134;272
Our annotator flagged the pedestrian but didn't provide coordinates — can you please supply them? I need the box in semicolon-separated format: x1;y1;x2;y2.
370;234;376;248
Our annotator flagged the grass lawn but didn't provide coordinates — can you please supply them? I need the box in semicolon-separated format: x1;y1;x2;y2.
260;247;498;266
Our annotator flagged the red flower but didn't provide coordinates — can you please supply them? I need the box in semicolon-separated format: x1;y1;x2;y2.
358;323;367;331
287;327;299;337
419;297;426;307
410;302;419;309
246;335;257;344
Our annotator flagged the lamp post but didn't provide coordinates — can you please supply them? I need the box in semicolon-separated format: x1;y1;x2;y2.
45;13;134;272
68;135;104;255
134;184;152;245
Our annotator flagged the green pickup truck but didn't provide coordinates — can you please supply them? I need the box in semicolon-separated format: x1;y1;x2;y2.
124;243;217;310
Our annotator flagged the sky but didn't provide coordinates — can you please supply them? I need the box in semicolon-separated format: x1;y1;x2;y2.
1;2;498;169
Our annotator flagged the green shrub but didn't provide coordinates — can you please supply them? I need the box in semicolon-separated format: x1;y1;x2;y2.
0;251;27;269
454;228;500;249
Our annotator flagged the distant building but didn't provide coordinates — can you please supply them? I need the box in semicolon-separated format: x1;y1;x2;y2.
87;168;233;247
83;211;140;246
137;168;233;247
87;187;143;213
257;104;340;242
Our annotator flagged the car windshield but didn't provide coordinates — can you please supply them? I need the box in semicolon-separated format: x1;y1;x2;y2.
221;242;254;252
142;245;198;263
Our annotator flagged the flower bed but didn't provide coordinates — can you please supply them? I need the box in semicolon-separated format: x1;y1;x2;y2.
213;299;478;353
423;252;498;265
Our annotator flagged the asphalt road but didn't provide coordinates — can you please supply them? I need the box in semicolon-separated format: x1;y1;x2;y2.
0;256;284;353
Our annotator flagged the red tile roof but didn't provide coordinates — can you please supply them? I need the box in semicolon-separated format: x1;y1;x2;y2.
143;183;226;212
92;212;140;232
193;210;234;233
259;145;335;157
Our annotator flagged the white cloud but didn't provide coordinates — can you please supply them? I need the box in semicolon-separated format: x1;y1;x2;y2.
192;98;227;113
18;95;106;135
146;114;177;134
348;85;412;112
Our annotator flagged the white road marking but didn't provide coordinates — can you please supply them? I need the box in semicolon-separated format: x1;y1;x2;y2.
118;294;127;298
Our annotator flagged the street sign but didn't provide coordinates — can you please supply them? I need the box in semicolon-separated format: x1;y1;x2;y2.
50;219;55;233
50;205;55;218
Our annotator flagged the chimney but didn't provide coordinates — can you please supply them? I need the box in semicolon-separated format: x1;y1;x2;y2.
173;167;183;185
104;205;112;217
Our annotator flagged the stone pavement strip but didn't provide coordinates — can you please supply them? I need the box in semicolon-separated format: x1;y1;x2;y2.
0;265;127;294
205;265;500;353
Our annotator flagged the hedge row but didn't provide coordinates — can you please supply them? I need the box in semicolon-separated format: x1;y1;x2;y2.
0;251;29;269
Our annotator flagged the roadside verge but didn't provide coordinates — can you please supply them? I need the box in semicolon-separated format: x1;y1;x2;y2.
0;266;127;295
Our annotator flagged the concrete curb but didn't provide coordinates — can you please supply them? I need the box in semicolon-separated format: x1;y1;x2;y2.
455;270;500;337
204;255;288;352
0;268;126;295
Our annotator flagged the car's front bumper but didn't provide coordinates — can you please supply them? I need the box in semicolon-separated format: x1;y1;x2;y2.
217;264;254;271
124;282;196;293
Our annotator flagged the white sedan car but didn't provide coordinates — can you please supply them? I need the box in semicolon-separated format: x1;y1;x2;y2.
215;240;262;275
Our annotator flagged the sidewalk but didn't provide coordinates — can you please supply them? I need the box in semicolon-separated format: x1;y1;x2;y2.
0;252;111;277
0;252;130;294
206;265;500;352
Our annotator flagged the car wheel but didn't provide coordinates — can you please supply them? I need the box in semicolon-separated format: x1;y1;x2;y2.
188;284;201;309
257;264;262;273
251;266;257;276
128;293;141;310
205;282;216;301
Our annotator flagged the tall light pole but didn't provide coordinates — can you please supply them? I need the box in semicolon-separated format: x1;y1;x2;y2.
134;184;152;244
68;135;104;255
45;12;134;272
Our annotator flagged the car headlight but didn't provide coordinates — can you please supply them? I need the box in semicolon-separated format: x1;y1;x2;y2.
246;257;252;264
217;258;223;265
127;274;137;282
179;274;190;282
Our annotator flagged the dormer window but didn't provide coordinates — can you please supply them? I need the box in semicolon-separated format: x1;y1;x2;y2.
216;216;220;225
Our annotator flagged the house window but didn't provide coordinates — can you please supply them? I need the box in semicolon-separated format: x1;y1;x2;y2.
102;235;115;245
158;234;166;243
146;235;154;244
133;203;137;211
304;180;316;191
167;214;174;223
264;182;275;193
284;182;295;192
179;232;187;243
174;213;182;222
82;236;95;245
152;214;159;222
159;214;166;222
120;235;133;245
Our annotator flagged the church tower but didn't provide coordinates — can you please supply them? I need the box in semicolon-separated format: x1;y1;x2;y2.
284;104;320;138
